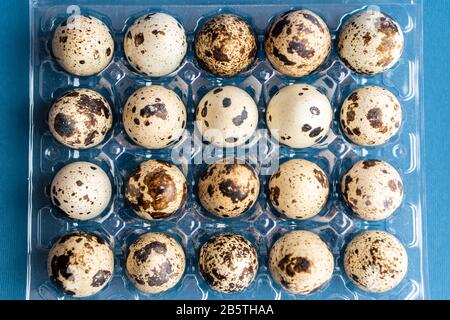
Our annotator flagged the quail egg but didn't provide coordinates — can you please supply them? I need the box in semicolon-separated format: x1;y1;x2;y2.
51;162;112;220
338;10;404;74
125;160;187;220
195;14;257;77
49;88;113;149
264;10;331;77
267;84;333;148
126;232;185;294
342;160;403;221
269;159;329;220
198;159;259;218
196;86;258;148
344;230;408;293
199;233;258;293
123;86;186;149
48;231;114;297
52;15;114;76
340;86;402;146
269;230;334;294
124;12;187;77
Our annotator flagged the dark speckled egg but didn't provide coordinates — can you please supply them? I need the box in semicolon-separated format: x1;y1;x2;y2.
125;160;187;220
338;10;404;74
344;231;408;292
48;88;113;149
199;233;258;293
198;158;260;218
264;10;331;77
126;232;185;294
47;232;114;297
195;14;257;77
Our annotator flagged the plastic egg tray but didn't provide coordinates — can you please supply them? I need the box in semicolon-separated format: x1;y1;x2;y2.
27;0;427;300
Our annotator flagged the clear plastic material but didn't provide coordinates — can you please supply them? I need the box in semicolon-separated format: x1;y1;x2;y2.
27;0;427;300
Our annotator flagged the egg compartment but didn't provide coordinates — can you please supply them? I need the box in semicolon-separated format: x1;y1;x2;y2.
28;0;426;300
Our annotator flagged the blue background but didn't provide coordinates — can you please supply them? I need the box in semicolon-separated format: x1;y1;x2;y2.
0;0;448;299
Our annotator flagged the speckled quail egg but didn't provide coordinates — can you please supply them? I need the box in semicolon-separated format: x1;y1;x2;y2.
340;86;402;146
198;159;259;218
264;10;331;77
51;162;112;220
48;231;114;297
196;86;258;148
123;86;186;149
344;230;408;293
124;12;187;77
338;10;404;74
269;159;329;220
125;160;187;220
195;14;257;77
52;15;114;76
199;233;258;293
49;88;113;149
342;160;404;221
269;230;334;294
267;84;333;148
126;232;185;294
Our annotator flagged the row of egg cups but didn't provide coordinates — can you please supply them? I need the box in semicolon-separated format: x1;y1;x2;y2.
48;82;403;152
50;7;405;79
47;225;409;298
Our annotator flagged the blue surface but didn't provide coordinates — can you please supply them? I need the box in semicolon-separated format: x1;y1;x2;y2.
0;0;448;300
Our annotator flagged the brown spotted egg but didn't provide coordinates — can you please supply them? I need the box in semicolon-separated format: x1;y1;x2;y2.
126;232;185;294
196;86;258;148
125;160;187;220
124;13;187;77
51;162;112;220
198;159;259;218
267;84;333;148
344;231;408;293
338;10;404;74
195;14;257;77
52;15;114;76
49;88;113;149
269;159;329;220
269;230;334;294
342;160;404;221
264;10;331;77
123;86;186;149
340;86;402;146
47;231;114;297
199;233;258;293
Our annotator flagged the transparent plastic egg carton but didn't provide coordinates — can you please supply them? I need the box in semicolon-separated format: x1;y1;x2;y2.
27;0;428;300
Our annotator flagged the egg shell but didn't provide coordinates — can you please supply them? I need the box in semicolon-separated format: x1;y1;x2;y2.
52;15;114;76
269;230;334;294
51;162;112;220
341;159;403;221
340;86;402;146
269;159;329;220
198;159;260;218
344;230;408;293
338;10;404;74
48;88;113;149
47;232;114;297
267;84;333;148
123;86;186;149
124;12;187;77
264;10;331;77
125;160;187;220
196;86;258;148
125;232;185;294
195;14;257;77
199;233;258;293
